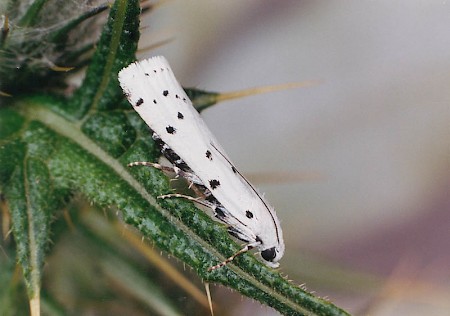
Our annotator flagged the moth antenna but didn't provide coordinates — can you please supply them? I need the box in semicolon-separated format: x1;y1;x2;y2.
208;244;252;271
158;193;215;209
158;193;200;201
127;161;158;168
190;183;207;198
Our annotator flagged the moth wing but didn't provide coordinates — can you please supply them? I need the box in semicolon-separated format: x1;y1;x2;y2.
119;56;281;244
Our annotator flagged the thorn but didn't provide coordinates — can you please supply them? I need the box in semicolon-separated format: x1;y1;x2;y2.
1;15;9;43
204;283;215;316
0;90;12;97
216;80;322;103
50;65;75;72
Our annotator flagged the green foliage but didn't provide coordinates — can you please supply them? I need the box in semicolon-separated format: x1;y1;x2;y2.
0;1;350;315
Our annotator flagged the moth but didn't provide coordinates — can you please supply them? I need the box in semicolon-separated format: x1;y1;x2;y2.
118;56;285;270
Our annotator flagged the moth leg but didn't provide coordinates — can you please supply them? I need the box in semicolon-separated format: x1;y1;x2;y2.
207;241;259;271
128;161;203;185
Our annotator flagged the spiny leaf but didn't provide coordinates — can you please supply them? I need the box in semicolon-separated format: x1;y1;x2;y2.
4;135;56;299
17;0;47;27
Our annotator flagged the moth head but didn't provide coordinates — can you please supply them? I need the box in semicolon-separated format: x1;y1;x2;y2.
260;245;283;268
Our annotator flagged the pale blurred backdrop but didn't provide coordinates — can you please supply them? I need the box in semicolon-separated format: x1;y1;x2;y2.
141;1;450;315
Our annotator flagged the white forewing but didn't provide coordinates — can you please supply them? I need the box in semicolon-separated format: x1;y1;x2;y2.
118;56;284;266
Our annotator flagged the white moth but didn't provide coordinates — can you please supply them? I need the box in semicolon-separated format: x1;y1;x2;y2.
118;56;284;270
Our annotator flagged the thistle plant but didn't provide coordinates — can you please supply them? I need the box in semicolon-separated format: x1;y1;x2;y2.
0;0;108;94
0;1;349;315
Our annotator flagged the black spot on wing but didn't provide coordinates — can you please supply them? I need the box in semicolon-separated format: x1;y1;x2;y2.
246;210;253;219
177;112;184;119
176;94;180;99
163;90;169;97
209;179;220;190
205;150;212;160
231;166;237;173
166;126;176;134
153;99;157;104
135;98;144;107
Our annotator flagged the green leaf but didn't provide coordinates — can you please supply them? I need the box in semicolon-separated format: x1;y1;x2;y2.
5;153;54;298
184;87;220;113
68;0;140;118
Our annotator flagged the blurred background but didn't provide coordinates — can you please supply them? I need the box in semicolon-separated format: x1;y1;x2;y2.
140;1;450;315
